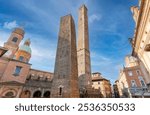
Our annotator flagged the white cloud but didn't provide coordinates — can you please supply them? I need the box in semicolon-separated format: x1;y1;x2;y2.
91;51;111;66
31;46;55;60
30;45;56;72
0;30;10;46
89;14;101;23
3;20;18;29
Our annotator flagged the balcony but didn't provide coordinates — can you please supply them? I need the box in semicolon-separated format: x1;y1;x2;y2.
129;87;150;97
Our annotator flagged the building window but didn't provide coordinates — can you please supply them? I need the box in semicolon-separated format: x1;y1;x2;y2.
19;56;24;61
128;71;133;76
98;81;100;84
59;87;62;96
131;80;137;87
140;80;146;87
12;37;18;43
14;66;22;76
138;76;146;87
98;87;101;90
136;70;141;75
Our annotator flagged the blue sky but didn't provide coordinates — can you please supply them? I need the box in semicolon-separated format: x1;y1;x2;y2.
0;0;138;83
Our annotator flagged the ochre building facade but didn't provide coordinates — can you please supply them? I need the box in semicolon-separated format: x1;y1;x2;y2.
131;0;150;89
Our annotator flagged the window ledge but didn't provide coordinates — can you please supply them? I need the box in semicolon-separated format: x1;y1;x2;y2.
13;73;19;76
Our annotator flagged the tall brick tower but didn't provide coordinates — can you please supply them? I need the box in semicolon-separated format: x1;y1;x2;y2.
51;15;79;98
77;5;92;90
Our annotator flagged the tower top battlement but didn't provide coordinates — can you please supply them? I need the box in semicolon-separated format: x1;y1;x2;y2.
79;4;88;11
12;27;25;37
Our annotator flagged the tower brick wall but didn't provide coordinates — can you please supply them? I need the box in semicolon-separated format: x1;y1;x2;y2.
77;5;92;89
51;15;79;98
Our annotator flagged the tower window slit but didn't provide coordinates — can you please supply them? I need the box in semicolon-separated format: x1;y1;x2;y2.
59;87;62;96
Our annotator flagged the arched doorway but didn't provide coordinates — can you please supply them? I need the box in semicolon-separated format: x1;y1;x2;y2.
4;91;14;98
43;91;51;98
20;90;31;98
33;90;42;98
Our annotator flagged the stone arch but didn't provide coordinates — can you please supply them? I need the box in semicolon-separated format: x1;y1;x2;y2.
43;91;51;98
20;90;31;98
2;89;17;98
33;90;42;98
